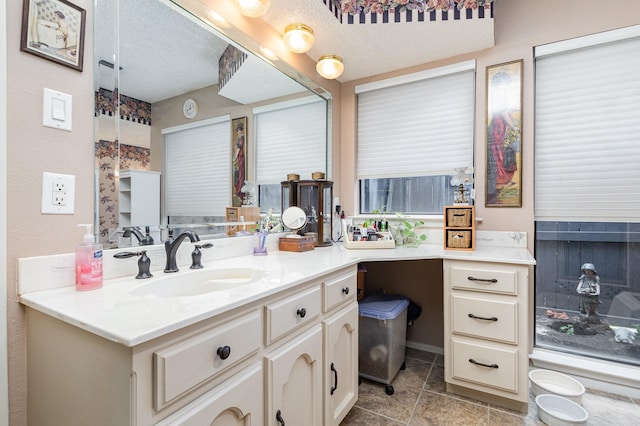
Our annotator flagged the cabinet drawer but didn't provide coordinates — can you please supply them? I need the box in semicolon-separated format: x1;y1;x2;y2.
451;295;518;344
323;270;357;312
266;286;321;344
450;338;519;393
155;363;263;425
449;263;518;295
154;310;261;410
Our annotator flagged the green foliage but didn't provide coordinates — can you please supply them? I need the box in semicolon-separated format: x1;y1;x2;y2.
560;324;575;335
392;213;427;247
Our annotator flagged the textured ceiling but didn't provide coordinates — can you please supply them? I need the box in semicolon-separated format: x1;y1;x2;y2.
261;0;495;82
94;0;495;103
94;0;306;104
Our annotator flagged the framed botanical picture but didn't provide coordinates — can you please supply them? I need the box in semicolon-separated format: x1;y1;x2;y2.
485;59;523;207
231;117;248;207
20;0;86;72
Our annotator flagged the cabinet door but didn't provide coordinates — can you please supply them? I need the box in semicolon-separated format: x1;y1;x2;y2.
266;325;323;426
155;363;263;426
323;303;358;426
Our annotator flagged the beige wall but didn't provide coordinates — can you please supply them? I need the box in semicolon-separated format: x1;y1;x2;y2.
6;0;94;423
4;0;640;424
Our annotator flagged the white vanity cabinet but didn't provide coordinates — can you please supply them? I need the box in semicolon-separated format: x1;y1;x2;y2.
322;271;359;425
155;363;264;425
266;325;323;425
25;265;358;426
323;303;358;424
443;259;530;411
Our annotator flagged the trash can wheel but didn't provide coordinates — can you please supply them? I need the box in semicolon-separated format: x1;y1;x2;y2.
385;385;394;395
400;362;406;370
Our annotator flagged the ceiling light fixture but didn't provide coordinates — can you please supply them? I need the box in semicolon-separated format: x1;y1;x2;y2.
316;55;344;80
234;0;271;18
283;23;314;53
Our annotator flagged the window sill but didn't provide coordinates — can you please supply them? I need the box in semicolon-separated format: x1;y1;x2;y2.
530;348;640;399
350;214;483;228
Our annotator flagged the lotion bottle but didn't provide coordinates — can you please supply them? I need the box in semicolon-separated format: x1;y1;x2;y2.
75;224;103;291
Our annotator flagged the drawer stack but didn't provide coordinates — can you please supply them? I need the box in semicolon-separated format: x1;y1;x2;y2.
443;260;530;409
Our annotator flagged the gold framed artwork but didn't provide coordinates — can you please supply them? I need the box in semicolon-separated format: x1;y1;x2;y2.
485;59;523;207
20;0;86;72
231;117;247;207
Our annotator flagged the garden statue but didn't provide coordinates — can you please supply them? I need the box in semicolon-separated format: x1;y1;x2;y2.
576;263;601;321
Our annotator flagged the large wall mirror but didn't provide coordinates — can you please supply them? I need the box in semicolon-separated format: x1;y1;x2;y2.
94;0;329;248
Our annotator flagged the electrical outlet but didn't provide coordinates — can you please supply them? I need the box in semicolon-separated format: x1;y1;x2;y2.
52;193;66;206
52;180;68;206
42;172;75;214
53;181;66;192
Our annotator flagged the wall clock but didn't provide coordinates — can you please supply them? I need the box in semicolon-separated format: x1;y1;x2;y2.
183;98;199;119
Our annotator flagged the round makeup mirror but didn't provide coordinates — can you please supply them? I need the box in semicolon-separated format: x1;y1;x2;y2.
281;206;307;231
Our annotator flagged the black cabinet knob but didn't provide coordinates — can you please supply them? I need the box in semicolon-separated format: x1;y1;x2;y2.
342;287;349;295
216;345;231;360
297;308;307;318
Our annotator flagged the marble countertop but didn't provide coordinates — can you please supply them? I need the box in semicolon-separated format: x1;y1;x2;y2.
19;242;535;347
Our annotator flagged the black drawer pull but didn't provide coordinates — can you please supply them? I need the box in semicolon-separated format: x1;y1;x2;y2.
330;362;338;395
216;345;231;360
276;409;285;425
467;276;498;283
469;358;499;369
342;287;349;295
297;308;307;318
468;313;498;322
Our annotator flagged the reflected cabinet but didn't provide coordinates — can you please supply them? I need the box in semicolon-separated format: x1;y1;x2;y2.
281;180;333;246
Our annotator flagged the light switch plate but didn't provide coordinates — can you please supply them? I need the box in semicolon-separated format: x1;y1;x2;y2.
43;88;72;131
41;172;75;214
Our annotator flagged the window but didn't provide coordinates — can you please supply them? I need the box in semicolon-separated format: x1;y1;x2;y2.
356;61;475;214
534;26;640;366
254;96;328;213
163;115;231;218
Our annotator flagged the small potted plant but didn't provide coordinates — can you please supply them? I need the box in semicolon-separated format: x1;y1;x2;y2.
391;213;427;247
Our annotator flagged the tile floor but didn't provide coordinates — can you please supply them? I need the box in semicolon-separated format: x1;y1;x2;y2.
340;347;640;425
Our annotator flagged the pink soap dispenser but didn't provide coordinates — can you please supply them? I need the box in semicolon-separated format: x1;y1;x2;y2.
75;224;103;291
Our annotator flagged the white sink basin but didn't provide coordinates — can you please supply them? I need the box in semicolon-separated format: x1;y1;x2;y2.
129;267;265;298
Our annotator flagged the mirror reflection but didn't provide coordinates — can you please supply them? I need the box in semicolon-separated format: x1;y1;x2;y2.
94;0;329;248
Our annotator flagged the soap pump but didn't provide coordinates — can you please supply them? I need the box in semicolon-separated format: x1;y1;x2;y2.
75;224;103;291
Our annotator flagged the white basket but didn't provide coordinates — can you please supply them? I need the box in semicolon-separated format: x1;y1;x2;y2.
343;222;395;249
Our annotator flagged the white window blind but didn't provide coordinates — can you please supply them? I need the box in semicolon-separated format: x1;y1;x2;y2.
356;63;475;179
255;97;327;185
535;30;640;222
163;116;231;216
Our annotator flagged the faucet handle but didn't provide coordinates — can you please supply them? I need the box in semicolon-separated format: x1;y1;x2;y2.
190;243;213;269
114;251;153;279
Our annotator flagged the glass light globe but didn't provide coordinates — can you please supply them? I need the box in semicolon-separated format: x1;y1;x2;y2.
451;167;474;204
451;167;473;186
283;24;314;53
316;55;344;80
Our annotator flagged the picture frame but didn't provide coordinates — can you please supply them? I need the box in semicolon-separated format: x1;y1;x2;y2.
20;0;86;72
485;59;523;207
231;117;248;207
